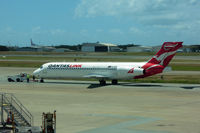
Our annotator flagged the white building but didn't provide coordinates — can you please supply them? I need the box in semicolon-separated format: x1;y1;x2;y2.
53;48;74;52
81;42;120;52
36;47;55;52
127;46;152;52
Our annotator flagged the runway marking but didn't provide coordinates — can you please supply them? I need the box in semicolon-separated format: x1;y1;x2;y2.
79;114;166;133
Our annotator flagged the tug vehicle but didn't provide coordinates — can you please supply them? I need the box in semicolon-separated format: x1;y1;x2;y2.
7;73;28;82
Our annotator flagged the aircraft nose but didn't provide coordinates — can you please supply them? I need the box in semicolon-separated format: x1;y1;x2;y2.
33;69;40;77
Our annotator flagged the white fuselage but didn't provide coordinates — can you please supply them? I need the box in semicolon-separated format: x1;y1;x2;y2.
33;62;146;80
33;42;182;83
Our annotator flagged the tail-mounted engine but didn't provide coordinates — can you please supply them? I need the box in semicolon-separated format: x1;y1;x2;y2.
128;67;145;75
117;67;145;79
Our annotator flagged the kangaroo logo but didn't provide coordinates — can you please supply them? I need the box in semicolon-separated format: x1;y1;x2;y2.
128;68;134;73
163;42;179;51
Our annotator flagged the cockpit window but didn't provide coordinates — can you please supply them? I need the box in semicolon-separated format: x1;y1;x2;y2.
40;66;43;69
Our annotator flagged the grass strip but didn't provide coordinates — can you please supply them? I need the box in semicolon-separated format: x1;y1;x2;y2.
1;51;200;56
1;60;200;71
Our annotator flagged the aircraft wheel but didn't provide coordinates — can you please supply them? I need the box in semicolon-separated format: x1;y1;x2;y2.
16;78;20;82
112;80;118;85
99;80;106;86
8;78;12;82
40;78;44;83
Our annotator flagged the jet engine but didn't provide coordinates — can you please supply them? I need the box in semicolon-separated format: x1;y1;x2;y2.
130;67;145;75
117;67;145;79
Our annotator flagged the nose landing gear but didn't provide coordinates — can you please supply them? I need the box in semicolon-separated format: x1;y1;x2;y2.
112;80;118;85
40;78;44;83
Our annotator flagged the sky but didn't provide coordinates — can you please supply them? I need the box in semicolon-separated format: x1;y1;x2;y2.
0;0;200;46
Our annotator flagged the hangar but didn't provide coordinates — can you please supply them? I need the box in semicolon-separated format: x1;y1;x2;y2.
81;42;120;52
127;45;152;52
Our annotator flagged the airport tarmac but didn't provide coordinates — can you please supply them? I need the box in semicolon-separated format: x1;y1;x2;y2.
1;67;200;133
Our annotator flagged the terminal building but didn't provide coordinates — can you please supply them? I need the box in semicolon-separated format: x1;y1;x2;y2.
81;42;121;52
127;45;152;52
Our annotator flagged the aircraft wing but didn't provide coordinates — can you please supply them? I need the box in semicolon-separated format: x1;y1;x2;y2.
83;73;111;79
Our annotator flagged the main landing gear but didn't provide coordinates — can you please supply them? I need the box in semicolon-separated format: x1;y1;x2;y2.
99;79;118;85
99;80;106;86
111;80;118;85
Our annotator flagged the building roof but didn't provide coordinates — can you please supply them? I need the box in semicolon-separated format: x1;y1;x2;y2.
82;42;117;47
100;43;117;47
127;45;152;49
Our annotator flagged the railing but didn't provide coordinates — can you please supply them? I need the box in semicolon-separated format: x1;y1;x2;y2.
0;93;33;126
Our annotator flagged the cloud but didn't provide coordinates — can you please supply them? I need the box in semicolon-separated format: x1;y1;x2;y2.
80;29;89;37
75;0;200;26
0;26;15;33
31;27;66;36
109;29;123;34
75;0;200;44
75;0;187;17
75;0;144;17
32;26;41;34
96;29;103;33
50;29;65;35
5;27;13;32
129;27;142;34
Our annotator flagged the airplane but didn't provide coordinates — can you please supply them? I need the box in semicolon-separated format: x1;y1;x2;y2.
30;39;55;51
33;42;183;85
31;38;37;46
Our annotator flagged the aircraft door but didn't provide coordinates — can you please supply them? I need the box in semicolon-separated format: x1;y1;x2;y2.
42;68;47;75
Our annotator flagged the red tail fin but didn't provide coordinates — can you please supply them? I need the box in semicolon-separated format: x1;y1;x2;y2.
147;42;183;67
135;42;183;79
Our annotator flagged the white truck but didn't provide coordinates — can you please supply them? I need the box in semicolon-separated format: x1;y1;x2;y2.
8;73;28;82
